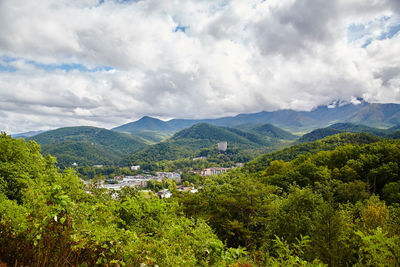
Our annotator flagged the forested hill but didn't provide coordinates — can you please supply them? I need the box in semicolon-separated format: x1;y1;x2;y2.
298;122;398;143
29;126;147;167
179;136;400;266
124;123;290;164
243;132;381;173
237;123;298;140
171;123;268;146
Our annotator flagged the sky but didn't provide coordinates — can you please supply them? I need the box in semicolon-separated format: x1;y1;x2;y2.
1;0;400;134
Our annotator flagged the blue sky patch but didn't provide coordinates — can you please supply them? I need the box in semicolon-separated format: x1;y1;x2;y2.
347;24;366;42
378;23;400;40
0;64;17;72
26;60;114;72
174;24;188;33
0;55;18;63
361;39;372;48
1;55;114;73
348;16;400;48
0;56;17;72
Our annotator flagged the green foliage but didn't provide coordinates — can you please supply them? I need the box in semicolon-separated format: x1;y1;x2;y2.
382;181;400;204
355;228;400;266
244;132;380;173
0;133;52;202
267;236;326;266
2;131;400;266
0;134;233;266
130;130;171;144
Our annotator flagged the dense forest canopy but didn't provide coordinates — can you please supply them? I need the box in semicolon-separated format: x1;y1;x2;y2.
1;132;400;266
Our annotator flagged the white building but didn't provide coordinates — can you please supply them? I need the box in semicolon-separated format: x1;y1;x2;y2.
157;189;172;199
192;156;207;161
200;167;229;176
131;165;140;171
218;141;227;151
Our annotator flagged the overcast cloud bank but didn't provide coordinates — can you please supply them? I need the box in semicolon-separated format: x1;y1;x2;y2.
1;0;400;133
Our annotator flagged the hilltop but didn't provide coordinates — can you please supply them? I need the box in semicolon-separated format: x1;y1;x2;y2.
30;126;147;167
298;122;397;143
124;123;292;164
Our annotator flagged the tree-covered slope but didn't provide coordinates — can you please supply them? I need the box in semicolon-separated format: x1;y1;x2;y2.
125;123;281;164
239;123;298;140
0;134;233;266
297;127;343;143
30;126;147;167
129;130;171;144
298;122;393;143
171;123;268;146
244;132;381;173
330;122;388;136
180;137;400;266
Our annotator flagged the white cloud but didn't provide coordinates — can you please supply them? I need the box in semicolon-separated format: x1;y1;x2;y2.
0;0;399;133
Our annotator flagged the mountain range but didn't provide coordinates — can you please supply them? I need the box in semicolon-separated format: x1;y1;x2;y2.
27;122;296;167
113;101;400;134
10;101;400;168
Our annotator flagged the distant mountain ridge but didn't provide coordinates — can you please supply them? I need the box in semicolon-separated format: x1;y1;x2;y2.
113;116;176;133
12;130;47;138
113;101;400;134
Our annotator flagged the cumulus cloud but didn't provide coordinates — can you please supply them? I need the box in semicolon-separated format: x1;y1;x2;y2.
0;0;399;133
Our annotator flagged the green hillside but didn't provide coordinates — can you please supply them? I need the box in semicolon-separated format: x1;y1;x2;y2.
330;122;388;136
239;123;298;140
297;127;343;143
244;132;381;173
171;123;268;146
30;126;147;167
129;130;171;144
298;123;391;143
125;123;283;164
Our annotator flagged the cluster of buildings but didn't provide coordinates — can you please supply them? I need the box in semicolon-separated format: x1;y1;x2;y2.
89;141;244;192
99;172;181;190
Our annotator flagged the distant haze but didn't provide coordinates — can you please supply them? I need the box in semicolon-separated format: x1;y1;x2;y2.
1;0;400;134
